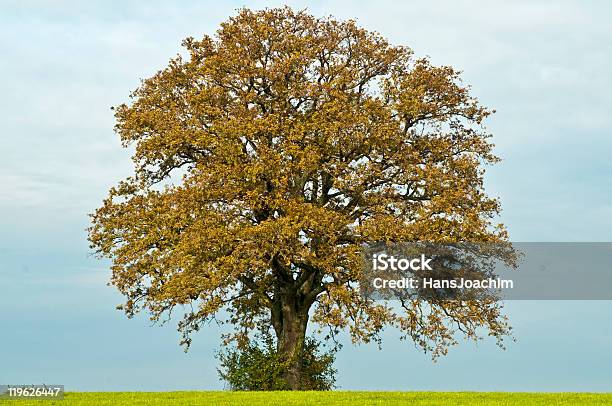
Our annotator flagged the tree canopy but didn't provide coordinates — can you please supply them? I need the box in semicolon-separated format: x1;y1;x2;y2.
89;7;511;390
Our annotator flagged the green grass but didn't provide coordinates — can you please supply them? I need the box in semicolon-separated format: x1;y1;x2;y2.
2;392;612;405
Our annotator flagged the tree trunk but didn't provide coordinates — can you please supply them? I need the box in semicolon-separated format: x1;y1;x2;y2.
272;294;309;390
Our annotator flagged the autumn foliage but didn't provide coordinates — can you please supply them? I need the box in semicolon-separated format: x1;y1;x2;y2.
89;7;511;390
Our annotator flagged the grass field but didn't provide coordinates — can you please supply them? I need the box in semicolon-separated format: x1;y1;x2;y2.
1;392;612;405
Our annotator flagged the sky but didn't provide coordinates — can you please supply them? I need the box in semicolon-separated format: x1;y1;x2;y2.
1;0;611;392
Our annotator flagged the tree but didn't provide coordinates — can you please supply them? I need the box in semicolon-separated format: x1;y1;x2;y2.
89;7;512;390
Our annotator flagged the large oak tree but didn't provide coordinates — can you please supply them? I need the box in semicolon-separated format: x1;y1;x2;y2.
89;7;512;390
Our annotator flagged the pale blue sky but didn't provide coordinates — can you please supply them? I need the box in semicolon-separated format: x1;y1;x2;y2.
1;0;611;391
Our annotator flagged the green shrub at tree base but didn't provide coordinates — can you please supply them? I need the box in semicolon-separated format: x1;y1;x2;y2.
217;333;337;391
